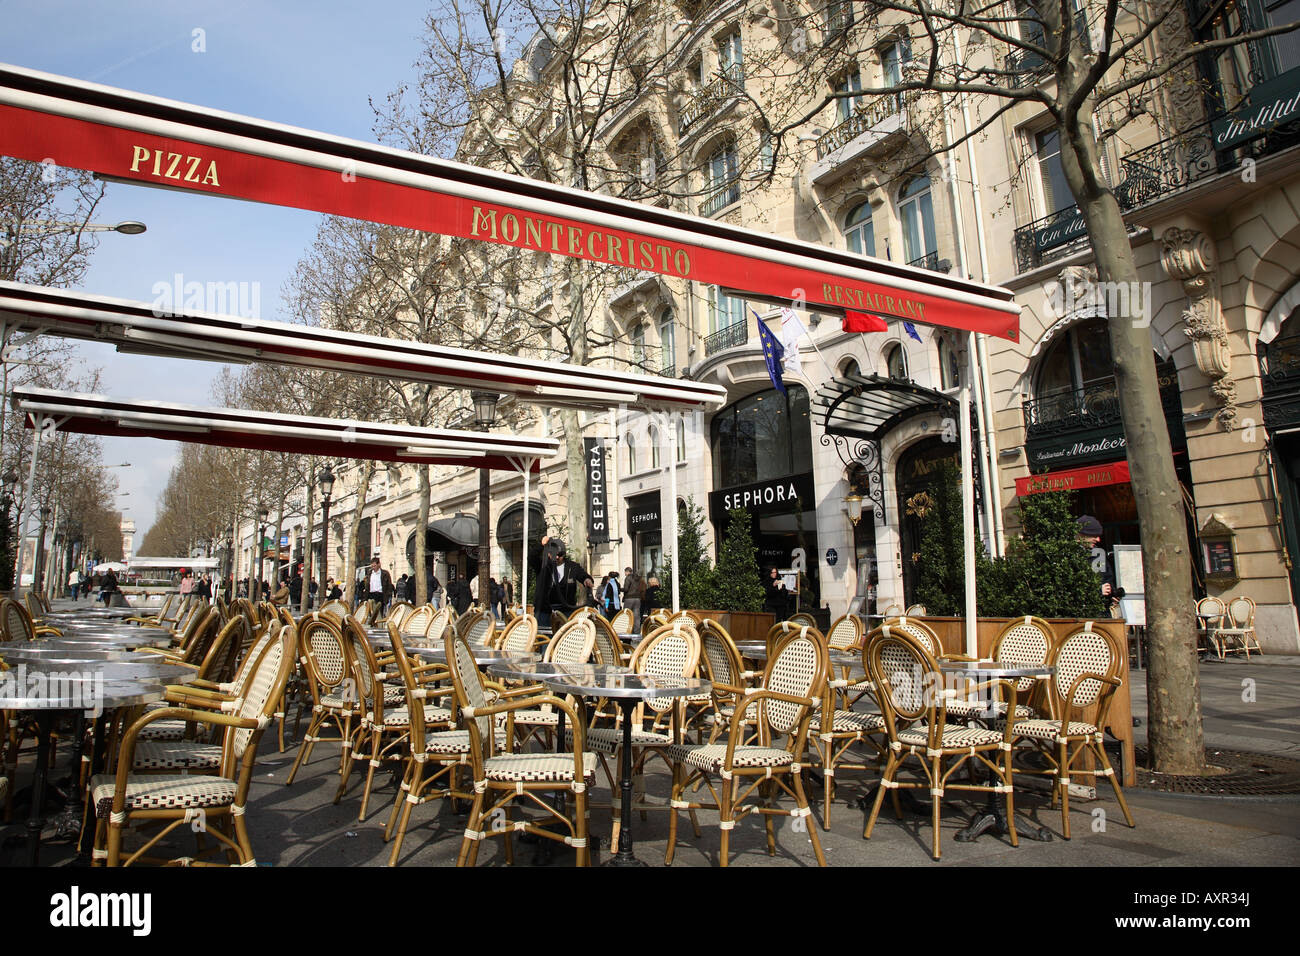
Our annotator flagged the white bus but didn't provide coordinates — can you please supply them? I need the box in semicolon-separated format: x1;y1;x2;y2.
120;557;220;609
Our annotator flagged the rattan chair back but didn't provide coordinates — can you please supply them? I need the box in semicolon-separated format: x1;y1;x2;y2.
227;624;295;768
991;616;1054;692
180;608;223;666
545;617;596;664
443;628;496;756
498;614;537;656
425;606;454;643
296;612;352;707
759;629;827;742
904;604;927;616
319;600;350;620
1048;622;1119;713
343;616;383;716
590;614;627;667
633;622;700;716
880;603;904;618
865;627;938;733
1228;595;1256;628
641;610;669;636
24;591;43;622
609;608;634;633
402;605;434;637
1;599;34;642
387;603;414;629
699;618;745;690
1197;596;1226;622
788;612;817;627
197;615;249;684
879;616;941;656
826;614;864;651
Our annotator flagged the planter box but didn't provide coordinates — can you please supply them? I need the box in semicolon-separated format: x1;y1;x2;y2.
689;609;776;643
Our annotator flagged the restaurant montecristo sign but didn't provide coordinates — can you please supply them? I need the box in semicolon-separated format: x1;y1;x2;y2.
1212;66;1300;151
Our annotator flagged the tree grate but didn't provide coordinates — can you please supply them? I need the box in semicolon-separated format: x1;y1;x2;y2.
1134;748;1300;795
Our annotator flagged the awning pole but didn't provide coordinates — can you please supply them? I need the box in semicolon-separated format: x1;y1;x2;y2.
517;457;532;615
960;385;978;658
668;413;680;614
14;413;48;597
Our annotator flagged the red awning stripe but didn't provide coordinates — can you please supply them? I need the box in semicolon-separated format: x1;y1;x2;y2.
0;63;1021;342
1014;461;1131;497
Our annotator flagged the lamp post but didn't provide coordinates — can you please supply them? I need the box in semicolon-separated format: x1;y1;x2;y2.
34;505;50;593
1;469;18;591
256;506;268;602
317;465;335;610
471;391;499;612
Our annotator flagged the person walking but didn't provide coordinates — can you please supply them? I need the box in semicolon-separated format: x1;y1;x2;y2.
599;571;622;620
67;567;81;602
622;566;643;628
271;571;290;607
179;570;195;599
533;536;592;630
100;568;119;606
365;557;394;611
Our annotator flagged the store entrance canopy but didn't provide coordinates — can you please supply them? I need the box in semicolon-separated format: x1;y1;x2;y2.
11;388;558;471
815;373;957;442
0;62;1020;341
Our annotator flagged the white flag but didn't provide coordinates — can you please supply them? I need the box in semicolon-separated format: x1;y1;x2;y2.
780;308;807;378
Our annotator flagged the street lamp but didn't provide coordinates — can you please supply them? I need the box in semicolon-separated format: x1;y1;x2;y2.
317;465;335;610
471;391;499;613
256;505;269;602
845;494;863;526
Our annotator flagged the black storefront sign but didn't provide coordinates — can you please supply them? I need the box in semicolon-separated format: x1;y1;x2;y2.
1025;429;1128;469
626;491;661;533
1211;65;1300;151
1034;207;1087;254
709;472;816;522
585;438;609;544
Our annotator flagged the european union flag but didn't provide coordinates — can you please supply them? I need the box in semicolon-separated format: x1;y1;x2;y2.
903;322;923;343
753;309;786;395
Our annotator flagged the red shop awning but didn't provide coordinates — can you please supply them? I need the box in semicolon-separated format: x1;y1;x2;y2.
1015;461;1131;497
0;62;1021;341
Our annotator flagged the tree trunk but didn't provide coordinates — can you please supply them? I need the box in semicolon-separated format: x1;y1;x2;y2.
301;475;315;613
1062;114;1207;774
343;461;376;606
415;464;430;605
564;259;589;557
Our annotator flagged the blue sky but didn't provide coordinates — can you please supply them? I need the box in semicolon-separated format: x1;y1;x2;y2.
1;0;429;542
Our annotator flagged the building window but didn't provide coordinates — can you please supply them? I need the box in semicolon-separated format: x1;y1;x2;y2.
1203;0;1300;114
843;201;875;257
658;308;675;372
898;174;936;267
1035;317;1114;398
710;384;813;487
717;31;744;79
885;342;909;381
676;416;687;462
628;439;638;473
880;38;911;107
826;0;855;36
651;426;662;469
631;323;647;366
702;141;740;216
938;338;960;390
1035;128;1073;216
834;70;863;123
709;286;746;333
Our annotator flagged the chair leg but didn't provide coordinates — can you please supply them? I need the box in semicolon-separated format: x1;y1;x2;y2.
930;757;943;861
763;779;777;856
864;752;897;839
719;775;736;868
665;763;682;865
387;760;423;867
1002;749;1019;848
1095;741;1135;828
458;793;486;867
575;789;590;867
284;712;323;785
792;770;827;867
1057;739;1071;840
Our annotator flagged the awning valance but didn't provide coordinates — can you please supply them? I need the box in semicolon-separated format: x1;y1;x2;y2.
0;62;1020;341
11;388;556;471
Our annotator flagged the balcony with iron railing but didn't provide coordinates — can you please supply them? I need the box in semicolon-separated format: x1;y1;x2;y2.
815;92;912;161
1260;332;1300;431
1005;10;1092;89
700;178;741;217
704;321;748;356
1022;361;1182;442
907;250;943;272
678;65;745;138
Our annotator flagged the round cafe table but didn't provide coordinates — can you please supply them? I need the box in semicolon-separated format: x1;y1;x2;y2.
939;660;1056;845
496;663;709;867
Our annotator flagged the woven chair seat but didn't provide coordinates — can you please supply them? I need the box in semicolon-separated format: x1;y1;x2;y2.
509;708;559;726
131;741;222;771
666;743;794;773
944;700;1034;720
566;726;673;755
91;773;237;818
1009;718;1099;740
831;710;886;733
136;719;189;741
424;729;507;754
319;694;362;710
483;752;598;784
383;686;405;706
896;725;1004;750
381;705;451;726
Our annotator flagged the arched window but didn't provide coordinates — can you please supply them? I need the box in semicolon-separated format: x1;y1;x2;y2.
899;174;936;267
658;308;676;373
710;385;813;486
843;201;875;257
839;357;861;377
885;342;909;381
1035;317;1113;399
631;322;647;366
702;140;740;216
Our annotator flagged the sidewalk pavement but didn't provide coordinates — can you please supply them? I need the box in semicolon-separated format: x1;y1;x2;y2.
7;601;1299;867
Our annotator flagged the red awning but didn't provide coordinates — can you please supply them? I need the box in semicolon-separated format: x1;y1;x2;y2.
11;388;557;472
0;62;1021;341
1015;461;1131;497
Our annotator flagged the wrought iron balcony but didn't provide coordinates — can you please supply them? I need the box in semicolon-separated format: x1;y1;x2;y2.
1012;204;1092;273
815;92;911;160
1005;11;1092;89
700;179;740;217
907;250;942;272
678;65;744;137
1022;361;1181;439
658;363;677;378
704;321;748;356
1260;333;1300;391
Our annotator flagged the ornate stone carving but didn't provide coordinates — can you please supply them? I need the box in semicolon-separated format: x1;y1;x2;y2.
1160;227;1237;429
1154;0;1209;134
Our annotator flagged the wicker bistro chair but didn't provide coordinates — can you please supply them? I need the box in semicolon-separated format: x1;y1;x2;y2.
1214;596;1262;660
444;628;597;866
1005;622;1135;840
382;625;505;866
124;593;174;627
879;616;976;664
462;609;496;646
788;612;818;628
340;617;452;820
497;614;538;656
319;600;350;620
945;616;1054;723
665;629;829;867
697;619;762;746
570;621;701;846
641;610;670;636
401;605;436;639
89;624;294;866
385;602;414;629
508;618;597;750
285;613;360;786
4;597;60;640
905;604;928;617
609;608;634;634
1195;596;1227;659
863;628;1020;861
23;592;63;636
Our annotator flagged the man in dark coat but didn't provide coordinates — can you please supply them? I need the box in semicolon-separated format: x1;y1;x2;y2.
364;557;394;609
533;536;593;629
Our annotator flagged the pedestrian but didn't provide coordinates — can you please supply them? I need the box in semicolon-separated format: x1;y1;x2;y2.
308;578;319;608
1078;515;1119;612
326;578;343;601
763;567;790;618
68;567;81;602
81;574;92;599
179;570;194;599
490;576;504;620
196;573;212;601
271;571;290;607
448;575;471;615
289;569;303;607
643;574;661;614
599;570;622;619
365;556;394;611
100;568;119;606
427;570;442;609
532;536;593;630
502;577;514;610
623;566;643;629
